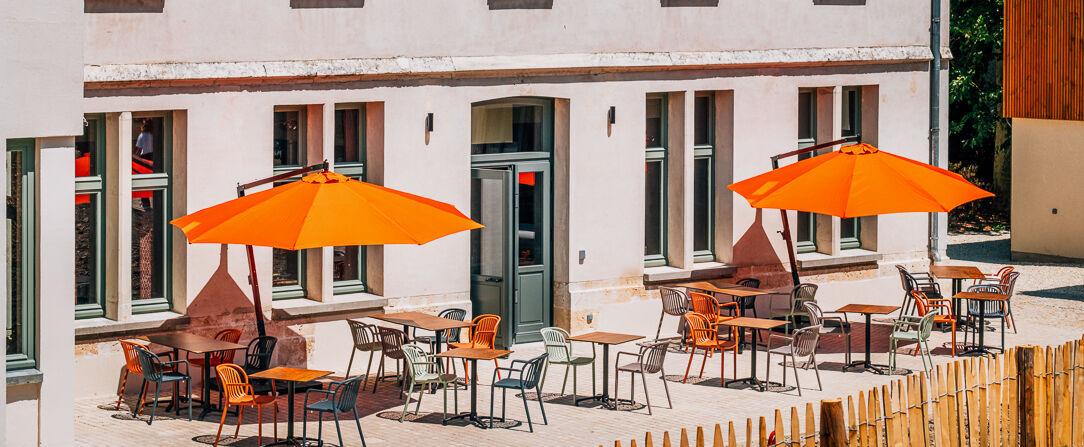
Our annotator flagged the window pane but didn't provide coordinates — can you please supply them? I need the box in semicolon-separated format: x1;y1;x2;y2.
274;111;303;167
76;195;98;306
131;191;166;300
644;160;664;256
797;211;813;244
841;217;858;240
694;96;712;146
132;117;166;174
7;150;25;357
76;118;99;177
798;92;813;141
470;176;507;277
518;172;544;266
335;108;362;163
333;246;360;282
645;97;664;148
842;88;859;137
693;157;712;252
273;249;301;287
471;103;545;155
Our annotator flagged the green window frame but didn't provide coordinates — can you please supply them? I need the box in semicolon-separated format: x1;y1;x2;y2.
130;112;173;314
644;93;668;267
272;106;307;300
840;86;862;250
796;89;817;254
76;115;107;319
7;138;36;371
333;104;366;295
693;92;715;262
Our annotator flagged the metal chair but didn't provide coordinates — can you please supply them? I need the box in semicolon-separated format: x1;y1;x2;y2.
889;313;936;374
116;339;173;414
539;327;596;404
732;277;762;317
614;340;672;415
132;345;192;425
963;284;1010;351
490;354;548;432
399;344;458;423
895;265;943;319
689;291;738;327
214;336;278;410
769;283;818;333
803;301;852;364
414;308;468;350
765;325;822;396
213;363;277;447
345;320;382;383
912;290;957;356
189;328;242;371
654;287;690;341
989;271;1020;333
302;375;368;447
373;326;408;398
682;312;738;386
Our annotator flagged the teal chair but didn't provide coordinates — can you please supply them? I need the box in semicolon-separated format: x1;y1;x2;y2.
399;344;459;423
539;327;596;405
888;313;936;373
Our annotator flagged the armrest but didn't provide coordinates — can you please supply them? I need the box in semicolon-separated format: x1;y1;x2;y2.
304;388;333;406
569;340;597;359
766;333;791;350
160;359;190;375
614;351;641;365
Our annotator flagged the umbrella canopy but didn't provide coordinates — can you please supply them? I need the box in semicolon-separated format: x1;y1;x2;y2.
727;143;993;218
172;171;482;249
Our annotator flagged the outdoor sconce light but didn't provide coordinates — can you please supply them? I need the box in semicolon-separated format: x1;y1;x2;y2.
425;113;434;132
607;106;616;125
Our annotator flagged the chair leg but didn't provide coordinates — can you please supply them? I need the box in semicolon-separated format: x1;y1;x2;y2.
399;382;414;422
660;370;673;409
346;348;357;378
214;403;229;447
765;350;772;385
501;388;507;422
147;382;160;425
257;405;263;444
560;364;570;395
845;335;852;365
494;359;502;380
640;372;653;415
655;311;665;340
187;379;193;422
683;348;696;384
792;358;802;397
272;403;278;442
536;385;547;424
334;411;344;447
234;406;245;440
415;381;425;414
354;409;367;447
317;410;324;444
303;408;308;444
572;365;578;402
133;380;147;417
950;322;957;356
812;355;822;391
698;348;709;378
539;360;549;393
489;385;496;429
520;390;534;433
614;369;621;407
115;370;129;411
372;354;384;394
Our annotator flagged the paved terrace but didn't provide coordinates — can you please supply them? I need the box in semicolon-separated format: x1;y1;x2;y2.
74;234;1084;446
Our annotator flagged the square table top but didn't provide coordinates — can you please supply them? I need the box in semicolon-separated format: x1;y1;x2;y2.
929;265;986;280
249;366;333;383
835;304;900;315
953;291;1009;301
567;331;644;345
435;347;513;361
368;311;475;331
675;281;775;297
715;317;786;330
145;333;247;354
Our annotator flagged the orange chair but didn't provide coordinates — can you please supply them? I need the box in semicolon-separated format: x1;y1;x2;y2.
116;339;172;414
912;291;956;357
448;314;502;381
682;312;738;386
190;329;242;370
213;363;278;447
688;292;738;347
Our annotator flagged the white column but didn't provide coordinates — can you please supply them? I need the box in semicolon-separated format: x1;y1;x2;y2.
364;102;386;296
713;90;735;263
106;112;133;320
304;104;328;301
815;87;841;256
171;110;188;314
666;91;692;268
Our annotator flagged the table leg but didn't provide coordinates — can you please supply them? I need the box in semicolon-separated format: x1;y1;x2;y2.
962;311;993;356
166;347;180;412
262;381;301;446
842;313;888;374
431;329;444;394
199;352;213;419
737;301;746;354
575;342;614;407
749;330;758;389
444;358;486;428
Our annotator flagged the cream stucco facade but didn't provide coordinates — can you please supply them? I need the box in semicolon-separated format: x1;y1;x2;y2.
1011;118;1084;262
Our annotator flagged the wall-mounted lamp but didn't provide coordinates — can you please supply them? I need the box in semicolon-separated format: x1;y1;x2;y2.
425;113;434;132
607;106;616;125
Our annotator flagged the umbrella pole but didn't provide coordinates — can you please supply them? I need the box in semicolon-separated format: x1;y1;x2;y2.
778;210;801;287
245;244;267;337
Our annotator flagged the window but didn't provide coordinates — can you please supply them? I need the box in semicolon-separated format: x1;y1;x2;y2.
272;107;306;299
131;114;172;313
76;116;106;318
644;94;667;266
470;99;550;155
693;93;714;261
840;86;862;249
796;90;817;253
333;105;366;294
7;139;35;371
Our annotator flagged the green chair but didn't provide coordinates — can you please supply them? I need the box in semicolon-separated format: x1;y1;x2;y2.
399;343;459;423
888;313;936;374
769;283;818;333
539;327;596;405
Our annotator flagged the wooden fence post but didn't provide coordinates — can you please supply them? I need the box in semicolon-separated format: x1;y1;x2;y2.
821;398;847;447
1018;345;1038;446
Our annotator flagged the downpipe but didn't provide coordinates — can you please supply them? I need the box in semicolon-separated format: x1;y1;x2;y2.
928;0;943;263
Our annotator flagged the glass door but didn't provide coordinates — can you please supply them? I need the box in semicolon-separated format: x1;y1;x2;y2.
470;168;515;347
512;162;551;344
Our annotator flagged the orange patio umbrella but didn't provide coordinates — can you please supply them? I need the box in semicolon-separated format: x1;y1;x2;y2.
727;142;992;284
75;154;154;204
171;168;482;335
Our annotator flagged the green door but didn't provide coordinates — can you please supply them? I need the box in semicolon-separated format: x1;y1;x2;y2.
470;168;515;347
511;161;551;344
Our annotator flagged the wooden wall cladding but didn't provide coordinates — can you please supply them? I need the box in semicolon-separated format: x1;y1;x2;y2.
1004;0;1084;121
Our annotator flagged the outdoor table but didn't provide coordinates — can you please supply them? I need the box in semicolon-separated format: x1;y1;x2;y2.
249;366;332;446
953;291;1009;357
567;332;644;409
835;304;900;375
930;265;986;322
678;281;778;352
435;347;513;428
717;317;785;391
145;333;246;420
370;311;474;388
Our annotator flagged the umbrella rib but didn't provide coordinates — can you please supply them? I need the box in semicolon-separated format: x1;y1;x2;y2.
178;184;294;243
342;183;425;245
874;155;950;212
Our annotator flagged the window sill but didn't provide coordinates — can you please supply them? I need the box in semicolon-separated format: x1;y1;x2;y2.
74;311;189;341
6;369;43;387
271;293;387;321
643;262;738;284
796;249;882;269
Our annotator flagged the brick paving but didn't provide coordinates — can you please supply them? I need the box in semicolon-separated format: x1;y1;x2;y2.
75;234;1084;447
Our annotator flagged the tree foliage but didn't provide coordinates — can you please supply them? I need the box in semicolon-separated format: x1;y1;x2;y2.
949;0;1008;176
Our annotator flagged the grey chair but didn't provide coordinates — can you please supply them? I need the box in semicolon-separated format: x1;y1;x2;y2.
345;320;382;383
614;340;672;415
399;343;458;423
539;327;595;404
302;375;367;447
769;283;818;333
655;287;690;342
895;265;943;319
963;284;1010;351
889;313;936;374
133;345;192;425
803;301;852;365
490;354;548;432
765;325;822;396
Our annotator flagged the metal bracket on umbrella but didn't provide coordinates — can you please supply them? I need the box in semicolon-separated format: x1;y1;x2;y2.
235;160;330;337
769;136;860;286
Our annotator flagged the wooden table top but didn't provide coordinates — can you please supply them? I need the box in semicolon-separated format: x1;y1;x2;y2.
929;265;986;280
835;304;901;315
715;317;786;330
567;331;645;345
369;311;475;331
145;333;247;354
435;347;513;361
249;366;333;383
676;281;774;297
953;292;1009;301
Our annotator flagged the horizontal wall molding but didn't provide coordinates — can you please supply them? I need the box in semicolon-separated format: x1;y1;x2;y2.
85;46;946;84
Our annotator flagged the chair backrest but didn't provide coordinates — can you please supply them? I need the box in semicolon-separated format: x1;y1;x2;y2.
639;340;670;374
916;313;937;340
735;278;761;309
133;345;165;382
539;327;572;363
244;336;277;372
347;320;379;350
790;283;818;312
896;265;916;293
214;363;251;403
208;329;243;364
682;312;716;344
659;287;689;316
736;278;761;289
120;340;147;374
378;326;407;360
802;301;825;326
1000;271;1020;296
911;291;937;317
689;292;720;317
519;354;549;389
994;266;1014;279
967;284;1007;314
332;375;365;412
401;343;433;379
437;308;468;343
468;314;500;349
790;326;821;359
